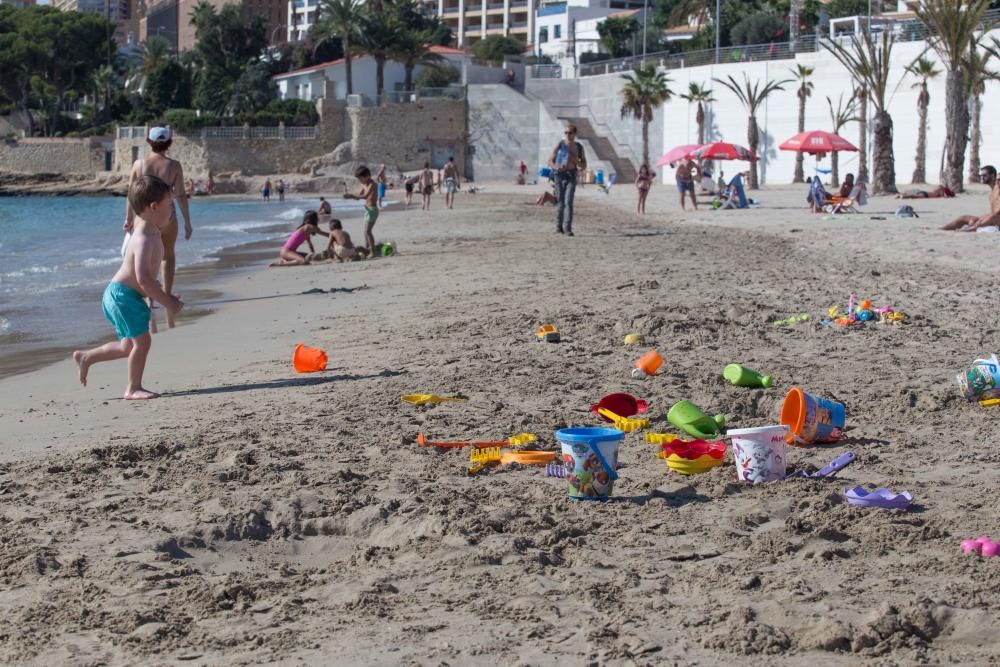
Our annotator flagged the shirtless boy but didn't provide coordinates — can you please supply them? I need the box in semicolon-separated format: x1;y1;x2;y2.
125;127;192;329
345;166;378;256
74;175;184;400
418;161;435;211
326;219;358;261
440;156;461;210
942;166;999;231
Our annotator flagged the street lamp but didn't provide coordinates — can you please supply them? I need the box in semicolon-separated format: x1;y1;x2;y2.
715;0;720;64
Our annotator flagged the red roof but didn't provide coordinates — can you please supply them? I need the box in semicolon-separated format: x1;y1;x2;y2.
273;46;470;80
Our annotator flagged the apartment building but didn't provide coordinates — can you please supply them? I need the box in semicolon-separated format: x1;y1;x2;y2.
53;0;139;45
287;0;318;42
139;0;287;51
436;0;536;48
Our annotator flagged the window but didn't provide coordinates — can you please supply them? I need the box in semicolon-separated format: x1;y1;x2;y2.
554;24;561;39
539;26;548;43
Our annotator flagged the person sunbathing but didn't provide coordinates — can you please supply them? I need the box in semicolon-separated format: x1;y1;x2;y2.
942;166;999;231
898;185;955;199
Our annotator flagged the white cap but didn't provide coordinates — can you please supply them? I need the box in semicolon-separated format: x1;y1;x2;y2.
148;126;171;141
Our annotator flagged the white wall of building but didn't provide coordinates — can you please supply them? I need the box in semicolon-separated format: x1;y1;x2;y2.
535;6;613;59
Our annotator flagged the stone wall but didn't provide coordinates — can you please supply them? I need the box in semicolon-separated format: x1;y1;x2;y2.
467;85;540;182
347;99;467;174
0;137;109;175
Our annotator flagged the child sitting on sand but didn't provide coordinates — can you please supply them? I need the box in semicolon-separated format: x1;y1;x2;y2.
271;211;327;266
72;175;183;400
326;219;359;262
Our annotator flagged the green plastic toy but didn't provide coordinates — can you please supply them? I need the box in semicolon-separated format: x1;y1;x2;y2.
723;363;773;389
773;314;809;327
667;400;726;440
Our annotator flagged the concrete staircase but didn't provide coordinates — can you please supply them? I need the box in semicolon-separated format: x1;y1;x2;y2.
555;115;637;182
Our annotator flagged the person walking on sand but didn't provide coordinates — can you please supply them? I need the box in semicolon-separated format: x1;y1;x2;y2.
635;164;654;215
676;159;698;211
375;163;387;209
441;157;461;210
76;175;183;400
418;162;435;211
548;123;587;236
124;126;192;330
942;165;1000;231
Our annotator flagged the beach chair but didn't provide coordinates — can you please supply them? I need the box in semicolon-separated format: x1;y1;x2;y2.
824;182;867;214
599;173;617;195
718;173;749;209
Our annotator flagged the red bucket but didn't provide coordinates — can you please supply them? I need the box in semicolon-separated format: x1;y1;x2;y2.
590;393;649;421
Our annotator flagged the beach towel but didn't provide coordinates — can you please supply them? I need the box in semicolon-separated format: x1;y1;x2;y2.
807;176;828;211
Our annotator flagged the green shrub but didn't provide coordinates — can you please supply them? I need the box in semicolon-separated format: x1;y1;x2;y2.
163;108;201;132
416;64;460;88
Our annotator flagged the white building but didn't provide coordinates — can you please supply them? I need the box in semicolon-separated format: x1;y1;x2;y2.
288;0;318;42
274;45;472;101
534;1;648;61
434;0;537;48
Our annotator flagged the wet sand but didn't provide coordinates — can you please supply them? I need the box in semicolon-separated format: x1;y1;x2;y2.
0;183;999;665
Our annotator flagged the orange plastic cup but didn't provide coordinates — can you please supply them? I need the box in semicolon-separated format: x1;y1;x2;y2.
634;349;664;375
293;343;327;373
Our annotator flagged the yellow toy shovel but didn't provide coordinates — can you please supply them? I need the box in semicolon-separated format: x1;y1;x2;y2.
401;394;466;406
597;407;650;433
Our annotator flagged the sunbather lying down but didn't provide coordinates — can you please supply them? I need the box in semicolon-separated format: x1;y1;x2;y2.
898;186;955;199
942;166;999;231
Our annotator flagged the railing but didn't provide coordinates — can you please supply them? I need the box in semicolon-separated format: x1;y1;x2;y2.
530;64;562;79
348;87;464;107
116;125;320;140
546;102;641;173
578;9;1000;77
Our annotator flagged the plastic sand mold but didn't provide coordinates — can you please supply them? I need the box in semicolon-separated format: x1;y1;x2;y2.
645;432;681;446
501;451;557;465
661;440;726;475
596;407;649;433
844;486;912;510
417;433;536;449
590;393;649;419
536;324;560;343
401;394;466;406
961;536;1000;557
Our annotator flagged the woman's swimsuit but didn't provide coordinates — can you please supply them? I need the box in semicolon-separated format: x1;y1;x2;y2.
637;175;651;192
283;228;309;252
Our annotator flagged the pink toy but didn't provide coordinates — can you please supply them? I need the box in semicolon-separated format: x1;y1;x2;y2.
962;536;1000;557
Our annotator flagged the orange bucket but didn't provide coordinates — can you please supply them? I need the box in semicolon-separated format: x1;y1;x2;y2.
293;343;327;373
634;349;663;375
779;387;846;445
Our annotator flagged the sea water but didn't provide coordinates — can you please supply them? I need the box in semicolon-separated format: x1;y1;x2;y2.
0;195;364;375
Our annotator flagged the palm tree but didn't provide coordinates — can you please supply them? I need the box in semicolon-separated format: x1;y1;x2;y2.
356;6;402;101
823;31;899;194
680;82;715;144
964;43;999;184
826;92;859;188
315;0;363;96
620;64;673;168
713;74;792;190
188;0;216;30
391;5;449;93
906;57;940;184
854;81;868;183
139;36;172;74
92;64;116;124
791;64;814;184
915;0;996;192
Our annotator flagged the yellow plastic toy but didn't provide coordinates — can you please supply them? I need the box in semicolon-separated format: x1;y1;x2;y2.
623;333;644;345
467;446;556;474
597;407;649;433
645;432;680;458
401;394;466;406
664;454;723;475
419;433;536;449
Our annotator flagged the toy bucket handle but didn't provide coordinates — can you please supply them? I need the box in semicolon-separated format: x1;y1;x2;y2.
588;441;619;482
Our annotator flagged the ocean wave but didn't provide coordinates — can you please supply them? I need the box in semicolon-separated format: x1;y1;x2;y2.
276;207;306;220
0;317;9;333
1;265;58;280
201;221;281;233
80;257;121;268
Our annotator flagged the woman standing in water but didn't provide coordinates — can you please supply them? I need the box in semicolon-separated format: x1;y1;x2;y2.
124;126;193;329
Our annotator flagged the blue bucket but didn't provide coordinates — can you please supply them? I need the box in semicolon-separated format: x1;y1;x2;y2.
595;169;604;185
556;427;624;500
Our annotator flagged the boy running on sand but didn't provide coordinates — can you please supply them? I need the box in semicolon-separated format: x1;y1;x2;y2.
345;166;378;256
73;175;183;400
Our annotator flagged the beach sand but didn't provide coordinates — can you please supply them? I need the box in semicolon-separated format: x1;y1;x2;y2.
1;182;999;665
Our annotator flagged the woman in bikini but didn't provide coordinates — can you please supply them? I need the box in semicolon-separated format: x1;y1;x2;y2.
124;126;192;329
635;164;654;214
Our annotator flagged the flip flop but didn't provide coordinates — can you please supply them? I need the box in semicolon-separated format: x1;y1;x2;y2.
844;486;912;509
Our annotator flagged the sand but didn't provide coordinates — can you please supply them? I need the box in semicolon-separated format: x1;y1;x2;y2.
1;181;999;665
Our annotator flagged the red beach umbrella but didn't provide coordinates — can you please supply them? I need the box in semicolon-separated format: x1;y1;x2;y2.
779;130;857;154
656;144;703;167
691;141;757;162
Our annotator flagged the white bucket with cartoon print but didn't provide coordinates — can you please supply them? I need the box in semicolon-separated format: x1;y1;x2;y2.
728;425;788;484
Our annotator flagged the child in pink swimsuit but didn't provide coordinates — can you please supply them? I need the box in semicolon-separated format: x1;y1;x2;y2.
270;210;326;266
